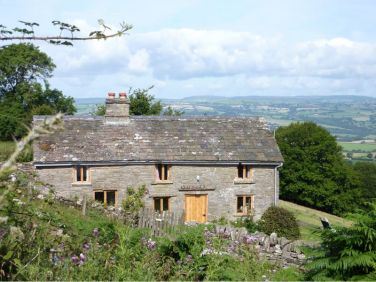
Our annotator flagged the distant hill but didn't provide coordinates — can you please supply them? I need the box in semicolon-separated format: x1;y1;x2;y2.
75;95;376;142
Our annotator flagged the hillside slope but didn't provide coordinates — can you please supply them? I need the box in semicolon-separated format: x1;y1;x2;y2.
279;200;352;241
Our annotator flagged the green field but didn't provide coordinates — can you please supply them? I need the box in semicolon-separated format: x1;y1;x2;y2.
279;200;352;242
339;142;376;152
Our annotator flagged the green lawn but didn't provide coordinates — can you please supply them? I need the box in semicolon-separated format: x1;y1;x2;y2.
279;200;352;242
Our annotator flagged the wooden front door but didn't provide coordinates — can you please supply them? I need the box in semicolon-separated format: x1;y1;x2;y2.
185;194;208;223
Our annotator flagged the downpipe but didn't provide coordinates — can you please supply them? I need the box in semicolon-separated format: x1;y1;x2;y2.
274;163;283;205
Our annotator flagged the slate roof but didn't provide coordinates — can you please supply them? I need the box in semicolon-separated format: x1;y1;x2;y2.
33;116;283;164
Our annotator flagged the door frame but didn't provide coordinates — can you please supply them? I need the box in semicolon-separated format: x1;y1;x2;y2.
184;194;208;223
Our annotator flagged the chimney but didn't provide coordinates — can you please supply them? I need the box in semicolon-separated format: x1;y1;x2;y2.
105;92;130;124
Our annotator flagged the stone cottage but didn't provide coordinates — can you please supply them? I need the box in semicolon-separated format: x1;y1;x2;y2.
33;93;283;222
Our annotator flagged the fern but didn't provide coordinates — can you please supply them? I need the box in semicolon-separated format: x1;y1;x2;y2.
307;203;376;280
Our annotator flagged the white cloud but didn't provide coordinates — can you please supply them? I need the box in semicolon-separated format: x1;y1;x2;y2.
127;49;150;74
43;27;376;97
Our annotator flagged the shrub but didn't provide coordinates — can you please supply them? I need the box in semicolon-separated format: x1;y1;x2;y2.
258;206;300;240
231;216;258;233
306;204;376;281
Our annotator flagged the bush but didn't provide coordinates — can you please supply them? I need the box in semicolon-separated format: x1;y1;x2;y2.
258;206;300;240
231;216;258;233
306;204;376;281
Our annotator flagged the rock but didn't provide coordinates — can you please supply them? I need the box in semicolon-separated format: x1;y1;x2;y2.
10;226;24;241
280;237;290;247
274;244;282;254
37;194;45;200
270;232;278;246
263;236;271;252
297;254;306;260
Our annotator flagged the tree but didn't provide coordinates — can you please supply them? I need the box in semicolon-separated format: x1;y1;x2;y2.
93;87;185;117
163;106;184;116
0;20;132;46
276;122;361;215
0;43;76;140
353;162;376;202
129;86;162;116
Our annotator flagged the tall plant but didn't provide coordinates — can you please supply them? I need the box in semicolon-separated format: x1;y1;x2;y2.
307;203;376;280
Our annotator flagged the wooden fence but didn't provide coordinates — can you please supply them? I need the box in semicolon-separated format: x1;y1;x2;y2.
137;208;185;237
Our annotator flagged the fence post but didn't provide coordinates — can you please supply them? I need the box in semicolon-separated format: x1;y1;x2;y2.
82;194;87;216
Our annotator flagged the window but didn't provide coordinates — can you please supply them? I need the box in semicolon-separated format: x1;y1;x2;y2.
75;166;89;182
94;190;117;207
154;197;170;212
237;164;252;179
236;195;254;215
156;164;170;181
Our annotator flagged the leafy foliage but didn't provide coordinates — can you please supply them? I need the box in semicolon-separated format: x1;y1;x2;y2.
258;206;300;240
93;104;106;116
353;162;376;203
307;204;376;280
0;172;270;280
0;44;76;140
0;19;132;46
122;185;146;214
129;86;163;115
163;106;185;116
276;122;362;215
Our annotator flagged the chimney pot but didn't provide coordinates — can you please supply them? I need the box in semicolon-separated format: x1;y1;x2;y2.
119;92;127;100
108;92;115;99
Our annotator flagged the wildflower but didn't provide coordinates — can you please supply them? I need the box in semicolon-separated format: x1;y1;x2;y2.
146;239;156;250
244;235;258;244
83;242;90;251
185;255;193;263
92;228;100;237
201;248;213;256
71;255;80;265
79;253;86;261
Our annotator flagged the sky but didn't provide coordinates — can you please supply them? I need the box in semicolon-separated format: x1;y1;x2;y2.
1;0;376;99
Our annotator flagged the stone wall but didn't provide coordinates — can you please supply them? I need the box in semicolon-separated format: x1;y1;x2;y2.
36;164;278;221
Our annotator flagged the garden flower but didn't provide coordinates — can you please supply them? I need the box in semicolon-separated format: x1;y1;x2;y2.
244;235;258;244
92;228;99;237
71;255;80;265
83;242;90;251
146;239;156;250
185;255;193;263
80;253;86;261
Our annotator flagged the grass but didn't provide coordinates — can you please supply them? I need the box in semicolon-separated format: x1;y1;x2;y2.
279;200;352;242
339;142;376;152
0;141;33;162
0;141;15;161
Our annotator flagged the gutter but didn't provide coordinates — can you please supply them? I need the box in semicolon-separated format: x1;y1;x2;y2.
33;160;284;168
274;162;283;205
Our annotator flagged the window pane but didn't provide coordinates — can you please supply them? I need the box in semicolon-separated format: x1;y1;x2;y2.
107;191;116;206
162;197;169;211
83;167;87;181
76;167;81;181
157;165;162;180
237;196;243;213
245;196;252;211
245;166;250;178
238;164;243;178
164;165;169;180
95;192;104;203
154;198;161;212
